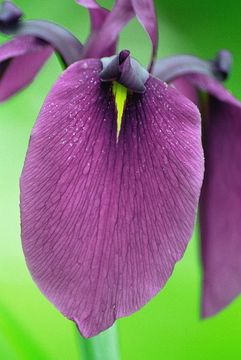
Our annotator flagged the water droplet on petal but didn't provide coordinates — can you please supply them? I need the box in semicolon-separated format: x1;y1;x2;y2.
83;162;90;175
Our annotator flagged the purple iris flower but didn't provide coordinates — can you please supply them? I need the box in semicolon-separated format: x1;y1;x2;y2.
153;51;241;318
0;0;239;338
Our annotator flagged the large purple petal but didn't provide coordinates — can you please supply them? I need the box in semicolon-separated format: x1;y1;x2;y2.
20;59;204;337
0;35;52;101
185;74;241;317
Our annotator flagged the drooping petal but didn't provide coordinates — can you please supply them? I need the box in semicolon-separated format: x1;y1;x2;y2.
20;59;204;337
0;2;83;67
185;74;241;317
153;55;217;83
0;35;52;101
153;51;233;85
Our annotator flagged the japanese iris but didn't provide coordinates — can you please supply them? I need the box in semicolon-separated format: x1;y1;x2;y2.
0;0;240;338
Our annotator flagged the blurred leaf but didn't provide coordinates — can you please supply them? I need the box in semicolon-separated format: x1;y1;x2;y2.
0;300;48;359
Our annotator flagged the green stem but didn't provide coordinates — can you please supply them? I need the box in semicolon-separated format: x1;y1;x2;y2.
78;324;120;360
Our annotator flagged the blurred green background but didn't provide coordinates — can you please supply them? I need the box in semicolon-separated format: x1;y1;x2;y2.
0;0;241;359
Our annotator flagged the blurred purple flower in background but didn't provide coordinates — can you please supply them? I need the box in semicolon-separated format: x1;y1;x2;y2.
0;1;53;101
0;0;240;338
0;0;84;100
154;53;241;318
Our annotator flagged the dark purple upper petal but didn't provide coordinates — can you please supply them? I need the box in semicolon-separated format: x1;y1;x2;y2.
20;59;203;337
0;35;52;101
184;74;241;317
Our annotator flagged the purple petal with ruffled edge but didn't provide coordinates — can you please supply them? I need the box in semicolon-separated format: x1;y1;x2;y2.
183;74;241;317
0;35;52;101
20;58;203;337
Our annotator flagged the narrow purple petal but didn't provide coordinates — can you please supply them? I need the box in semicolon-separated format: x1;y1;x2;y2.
80;0;134;58
76;0;102;9
186;74;241;317
77;0;116;57
131;0;158;67
0;35;52;101
76;0;109;32
20;59;203;337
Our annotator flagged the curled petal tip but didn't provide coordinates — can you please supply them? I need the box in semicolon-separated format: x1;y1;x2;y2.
153;53;233;84
214;50;233;81
0;1;23;26
119;49;130;65
100;50;148;93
